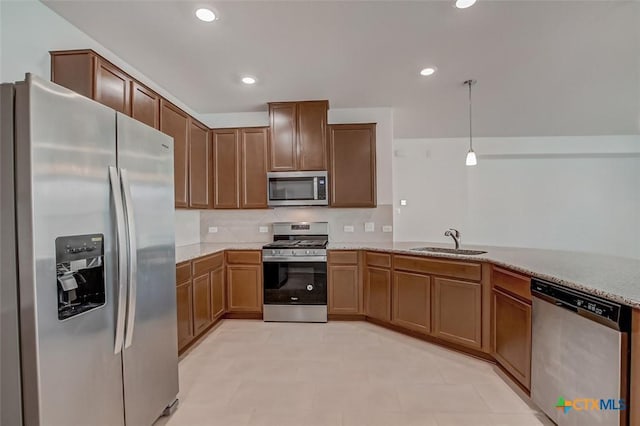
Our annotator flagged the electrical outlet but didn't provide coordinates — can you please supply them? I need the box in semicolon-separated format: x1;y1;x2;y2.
400;199;407;206
343;225;355;233
259;226;269;233
364;222;375;232
208;226;218;233
382;225;393;233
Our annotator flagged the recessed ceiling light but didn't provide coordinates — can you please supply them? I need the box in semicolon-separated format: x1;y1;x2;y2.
420;67;436;76
241;76;256;85
455;0;477;9
195;8;216;22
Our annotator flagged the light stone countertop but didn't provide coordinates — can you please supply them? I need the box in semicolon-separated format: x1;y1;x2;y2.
175;240;640;308
175;242;265;263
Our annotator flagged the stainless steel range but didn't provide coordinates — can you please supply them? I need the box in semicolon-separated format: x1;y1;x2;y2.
262;222;328;323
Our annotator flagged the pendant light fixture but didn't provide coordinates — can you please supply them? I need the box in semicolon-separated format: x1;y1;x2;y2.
464;79;477;166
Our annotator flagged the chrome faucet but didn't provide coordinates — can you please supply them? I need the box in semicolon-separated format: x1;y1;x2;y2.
444;228;461;250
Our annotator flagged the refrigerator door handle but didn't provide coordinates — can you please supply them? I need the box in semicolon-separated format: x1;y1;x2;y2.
121;168;138;349
109;166;128;354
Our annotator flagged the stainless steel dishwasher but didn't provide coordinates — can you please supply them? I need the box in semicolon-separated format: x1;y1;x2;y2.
531;278;630;426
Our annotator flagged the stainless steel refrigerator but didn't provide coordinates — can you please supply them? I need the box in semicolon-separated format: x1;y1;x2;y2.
1;74;179;426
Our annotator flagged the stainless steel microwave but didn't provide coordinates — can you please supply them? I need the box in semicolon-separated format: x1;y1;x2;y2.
267;171;328;207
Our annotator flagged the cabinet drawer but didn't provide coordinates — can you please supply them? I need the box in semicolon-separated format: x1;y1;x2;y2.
492;266;531;302
226;250;261;265
365;252;391;268
193;252;224;276
394;255;481;282
328;250;359;265
176;262;191;284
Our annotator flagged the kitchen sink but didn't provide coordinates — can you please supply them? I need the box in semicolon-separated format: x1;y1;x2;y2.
410;247;487;256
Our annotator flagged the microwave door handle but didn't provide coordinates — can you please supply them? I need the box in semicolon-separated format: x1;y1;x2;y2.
313;177;318;200
109;167;128;354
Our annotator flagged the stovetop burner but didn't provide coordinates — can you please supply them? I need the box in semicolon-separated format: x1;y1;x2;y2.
263;239;328;249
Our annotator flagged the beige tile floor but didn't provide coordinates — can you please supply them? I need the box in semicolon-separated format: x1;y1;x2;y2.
154;320;553;426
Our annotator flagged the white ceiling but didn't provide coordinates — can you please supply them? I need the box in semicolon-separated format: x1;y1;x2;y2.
43;0;640;138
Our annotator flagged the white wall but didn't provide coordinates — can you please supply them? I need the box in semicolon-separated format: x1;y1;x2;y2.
1;0;203;244
0;0;199;119
393;136;640;258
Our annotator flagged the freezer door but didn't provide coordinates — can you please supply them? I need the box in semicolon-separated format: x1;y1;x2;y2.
1;83;22;426
116;112;179;426
14;75;125;425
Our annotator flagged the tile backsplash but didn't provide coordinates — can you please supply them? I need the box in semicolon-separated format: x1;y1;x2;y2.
200;205;393;243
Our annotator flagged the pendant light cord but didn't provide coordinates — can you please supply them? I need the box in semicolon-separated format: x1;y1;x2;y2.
467;80;473;151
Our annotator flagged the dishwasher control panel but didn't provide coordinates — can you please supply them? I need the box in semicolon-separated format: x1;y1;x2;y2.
531;278;630;331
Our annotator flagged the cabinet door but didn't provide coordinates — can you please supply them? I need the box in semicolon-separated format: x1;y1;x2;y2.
240;128;268;209
365;266;391;322
160;100;189;208
176;281;194;352
329;124;377;207
131;81;160;129
328;265;360;315
493;289;532;389
189;120;212;209
297;101;328;171
211;266;226;320
50;50;95;99
192;273;213;336
392;271;431;334
268;103;298;171
433;277;482;349
227;265;262;313
95;58;131;115
212;129;240;209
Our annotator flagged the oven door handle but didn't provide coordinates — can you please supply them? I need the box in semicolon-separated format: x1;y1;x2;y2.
263;256;327;263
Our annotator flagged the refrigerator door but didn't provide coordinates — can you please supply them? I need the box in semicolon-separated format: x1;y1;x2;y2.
116;112;179;426
1;83;22;426
14;75;125;425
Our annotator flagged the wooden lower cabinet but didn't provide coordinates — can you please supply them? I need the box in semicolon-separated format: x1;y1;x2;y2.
328;264;360;314
433;277;482;349
192;273;213;336
211;266;226;319
492;288;532;389
176;280;194;352
392;271;431;334
365;266;391;322
227;265;263;313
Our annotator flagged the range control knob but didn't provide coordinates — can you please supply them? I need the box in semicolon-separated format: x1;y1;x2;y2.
306;250;310;254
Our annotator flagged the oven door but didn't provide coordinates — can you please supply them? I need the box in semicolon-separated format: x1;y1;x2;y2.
263;260;327;305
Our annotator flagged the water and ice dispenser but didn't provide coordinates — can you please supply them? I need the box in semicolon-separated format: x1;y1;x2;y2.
55;234;106;320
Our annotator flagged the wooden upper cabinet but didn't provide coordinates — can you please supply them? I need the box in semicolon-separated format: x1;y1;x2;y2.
160;100;190;208
433;277;482;349
268;100;328;172
131;81;160;129
329;123;377;207
50;50;95;99
297;101;328;170
95;58;131;115
269;103;298;171
212;129;240;209
189;119;212;209
51;50;132;116
240;128;268;209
